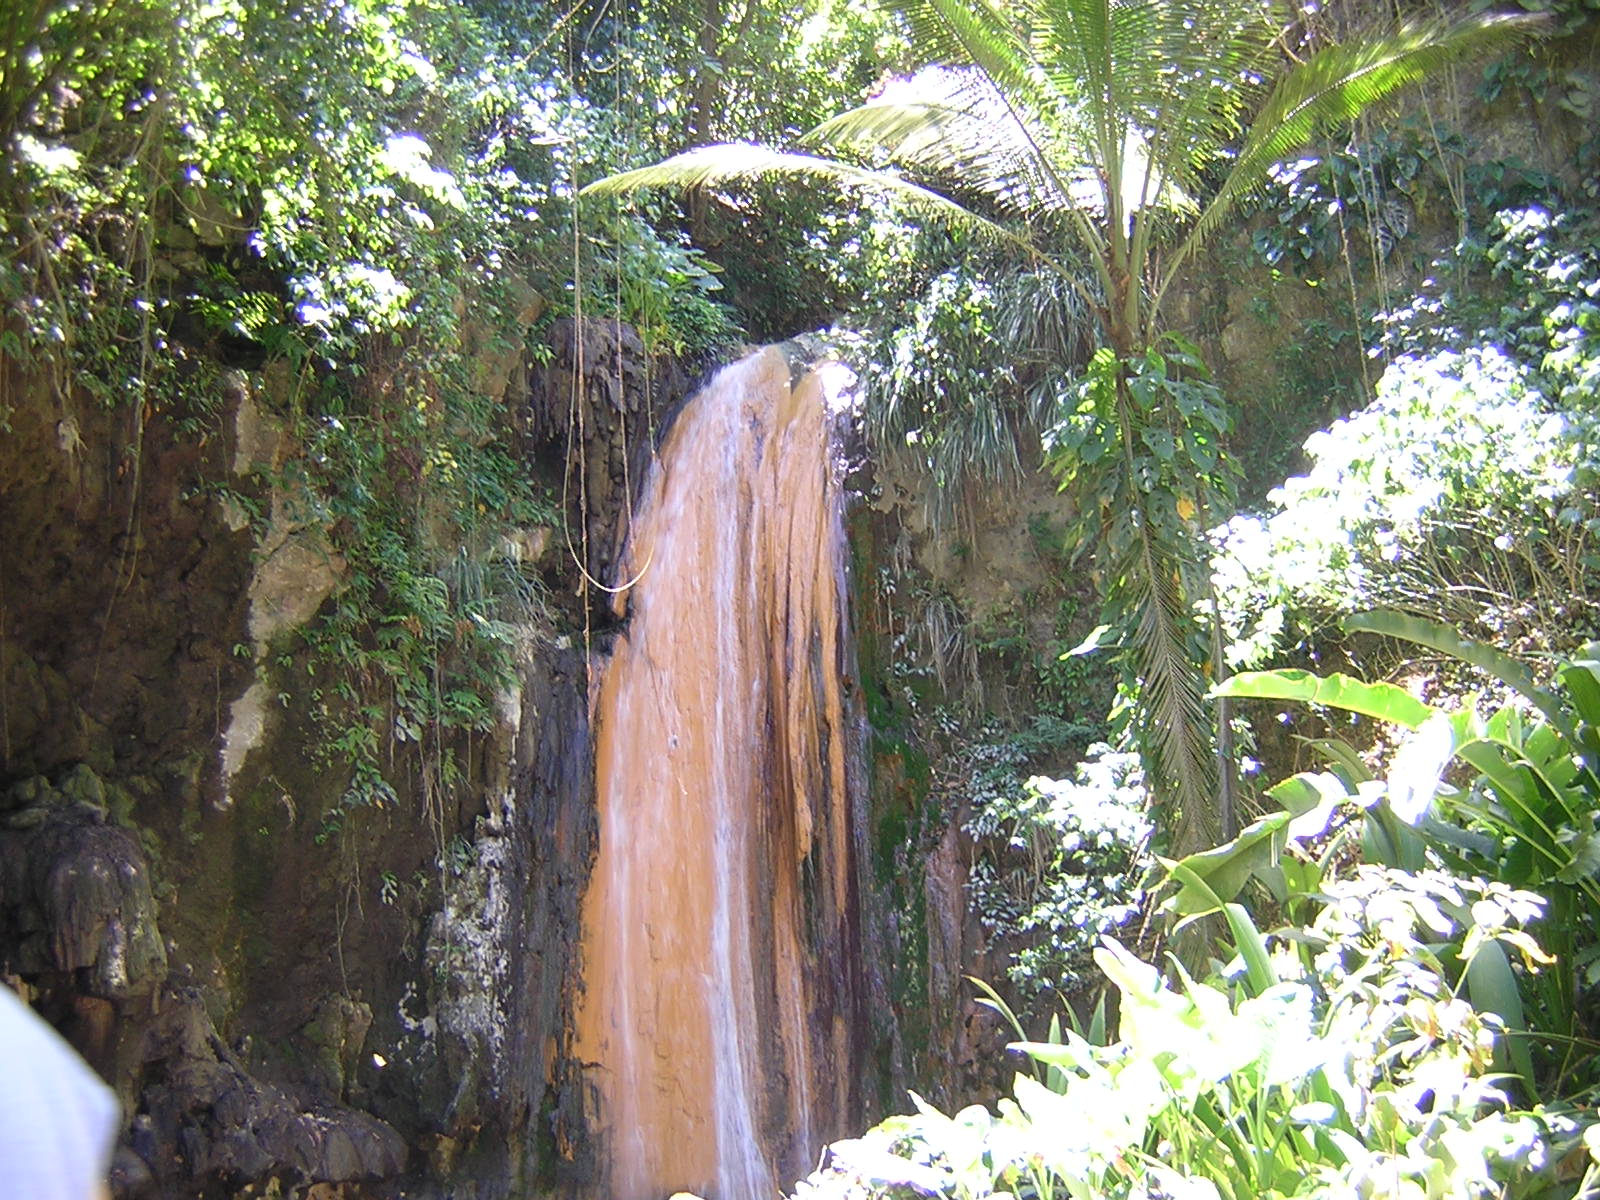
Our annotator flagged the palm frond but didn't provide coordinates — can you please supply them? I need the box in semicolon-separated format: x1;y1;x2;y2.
886;0;1037;99
1127;525;1218;854
806;68;1087;220
881;0;1122;266
1135;0;1279;202
581;142;1049;265
1029;0;1115;113
1182;11;1541;262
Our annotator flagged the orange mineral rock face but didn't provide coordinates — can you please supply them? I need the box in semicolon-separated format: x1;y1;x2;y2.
573;348;861;1200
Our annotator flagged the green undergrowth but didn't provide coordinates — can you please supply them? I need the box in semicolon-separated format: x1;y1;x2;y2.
1214;201;1600;679
855;520;939;1088
796;614;1600;1200
963;742;1150;1008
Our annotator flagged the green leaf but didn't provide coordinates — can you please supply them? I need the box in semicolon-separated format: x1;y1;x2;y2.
1464;938;1536;1088
1361;798;1427;871
1222;902;1275;997
1298;736;1376;784
1011;1032;1099;1076
1343;610;1575;744
1129;374;1160;412
1160;812;1292;916
1560;658;1600;730
1142;427;1177;462
1556;829;1600;885
1213;668;1437;730
1266;770;1347;820
1183;12;1542;260
581;142;1051;267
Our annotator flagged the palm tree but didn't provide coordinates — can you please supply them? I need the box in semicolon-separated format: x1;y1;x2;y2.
585;0;1536;851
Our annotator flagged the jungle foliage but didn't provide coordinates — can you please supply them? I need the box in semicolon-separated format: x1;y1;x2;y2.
586;0;1540;856
754;3;1600;1198
795;613;1600;1200
0;0;890;838
11;0;1600;1195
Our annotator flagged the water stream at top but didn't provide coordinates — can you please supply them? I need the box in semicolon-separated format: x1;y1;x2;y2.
574;347;862;1200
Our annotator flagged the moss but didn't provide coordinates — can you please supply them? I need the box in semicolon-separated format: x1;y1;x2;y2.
873;806;909;885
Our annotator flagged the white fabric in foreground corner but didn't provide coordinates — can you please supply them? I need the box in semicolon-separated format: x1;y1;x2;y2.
0;984;119;1199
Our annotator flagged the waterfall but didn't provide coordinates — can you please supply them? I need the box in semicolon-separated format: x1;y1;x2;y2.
574;347;864;1200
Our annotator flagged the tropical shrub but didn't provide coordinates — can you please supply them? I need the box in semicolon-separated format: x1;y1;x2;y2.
1217;613;1600;1095
792;876;1587;1200
1213;143;1600;670
1213;346;1600;669
587;209;740;358
793;613;1600;1200
964;746;1150;1003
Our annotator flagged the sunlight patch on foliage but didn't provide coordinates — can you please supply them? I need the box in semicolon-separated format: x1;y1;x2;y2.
1213;346;1599;667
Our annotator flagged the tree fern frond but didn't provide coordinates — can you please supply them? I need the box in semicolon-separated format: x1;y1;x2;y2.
581;142;1081;276
806;69;1086;219
1181;12;1541;263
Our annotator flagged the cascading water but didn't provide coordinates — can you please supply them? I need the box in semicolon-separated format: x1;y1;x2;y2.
574;346;865;1200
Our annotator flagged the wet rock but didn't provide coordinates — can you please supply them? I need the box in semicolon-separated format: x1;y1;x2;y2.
245;487;346;651
401;645;596;1192
295;993;374;1100
462;277;545;406
109;1144;156;1198
0;767;167;1000
226;371;285;478
135;989;406;1195
524;317;694;607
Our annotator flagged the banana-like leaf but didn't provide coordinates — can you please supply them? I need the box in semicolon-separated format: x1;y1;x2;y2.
1223;901;1275;997
1417;814;1497;863
1266;771;1347;840
1343;610;1576;747
1559;658;1600;779
1161;811;1292;916
1213;668;1437;730
1298;735;1375;785
1561;659;1600;724
1388;712;1456;824
1557;829;1600;886
1450;739;1600;907
1361;797;1426;872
